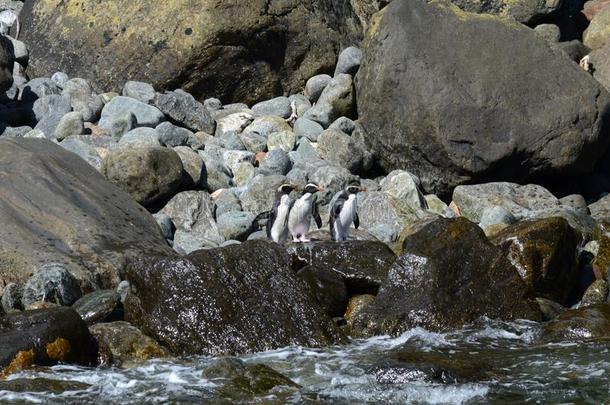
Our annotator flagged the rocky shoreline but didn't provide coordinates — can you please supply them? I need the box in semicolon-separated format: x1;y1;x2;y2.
2;0;610;400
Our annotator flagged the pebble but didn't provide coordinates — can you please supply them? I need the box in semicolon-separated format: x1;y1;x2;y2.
118;127;161;147
122;81;156;104
305;74;332;103
251;96;292;118
294;117;324;141
334;46;362;76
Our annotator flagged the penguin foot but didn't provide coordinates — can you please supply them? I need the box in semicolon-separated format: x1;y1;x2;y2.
299;235;311;243
292;235;300;242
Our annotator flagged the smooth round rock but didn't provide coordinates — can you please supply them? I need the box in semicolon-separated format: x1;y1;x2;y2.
72;290;120;326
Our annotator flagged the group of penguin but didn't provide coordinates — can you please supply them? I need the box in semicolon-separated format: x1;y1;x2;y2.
261;181;365;243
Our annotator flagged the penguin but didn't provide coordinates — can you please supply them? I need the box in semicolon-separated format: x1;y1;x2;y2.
288;183;324;242
266;183;298;243
329;181;364;241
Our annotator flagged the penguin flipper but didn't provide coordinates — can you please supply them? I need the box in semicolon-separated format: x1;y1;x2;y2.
354;212;360;229
313;202;323;229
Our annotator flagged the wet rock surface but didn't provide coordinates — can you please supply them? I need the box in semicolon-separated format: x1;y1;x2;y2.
541;304;610;342
122;240;345;356
354;218;541;336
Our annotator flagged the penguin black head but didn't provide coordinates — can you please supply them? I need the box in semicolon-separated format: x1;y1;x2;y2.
346;180;365;194
303;183;324;194
277;183;297;195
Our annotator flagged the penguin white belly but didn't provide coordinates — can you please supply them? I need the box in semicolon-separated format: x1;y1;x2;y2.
271;197;292;243
336;194;357;240
289;195;313;237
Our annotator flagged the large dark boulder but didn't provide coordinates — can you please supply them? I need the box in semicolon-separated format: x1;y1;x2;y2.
356;0;610;196
0;138;173;290
541;304;610;342
122;240;345;356
491;217;580;306
0;307;97;376
286;241;397;294
20;0;364;104
0;36;12;93
353;218;541;336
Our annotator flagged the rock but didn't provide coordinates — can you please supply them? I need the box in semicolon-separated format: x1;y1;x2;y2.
353;218;540;336
0;308;97;375
116;281;130;304
286;241;396;294
449;0;561;23
380;170;427;211
286;167;308;185
243;116;292;138
240;175;287;215
60;78;102;122
72;290;120;326
21;263;82;308
204;98;222;111
59;138;103;171
201;358;299;401
251;96;292;118
233;161;257;186
239;131;268;153
0;378;89;393
584;0;610;21
559;194;589;215
267;130;296;152
122;81;155;104
304;74;354;128
199;150;233;192
258;149;291;176
453;183;597;239
589;194;610;221
294;117;324;141
541;304;610;342
329;116;356;135
590;42;610;94
218;131;246;150
122;241;344;355
156;121;193;147
491;218;580;305
20;0;363;104
297;265;348;318
0;140;171;289
89;321;169;367
289;94;312;117
294;138;321;161
21;78;60;102
54;111;84;141
344;294;375;331
1;283;22;313
222;150;255;175
334;46;362;76
579;279;609;307
552;40;590;63
584;6;610;50
105;112;137;139
534;24;560;43
1;126;32;137
32;95;72;138
317;128;372;173
117;127;161;147
215;112;254;137
103;146;183;206
154;90;215;134
213;189;242;217
357;0;610;196
51;72;69;88
98;96;165;130
217;211;256;241
152;212;174;240
160;191;224;253
174;146;205;187
309;165;353;200
478;206;517;236
6;37;28;65
305;74;332;103
536;297;566;321
358;191;432;242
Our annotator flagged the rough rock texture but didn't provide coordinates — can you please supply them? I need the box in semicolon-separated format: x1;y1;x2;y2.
584;5;610;50
102;146;183;206
21;0;364;104
357;0;610;196
541;304;610;342
0;138;172;290
449;0;561;23
0;307;97;375
286;241;396;294
354;218;540;336
122;241;345;356
89;321;169;368
491;218;580;305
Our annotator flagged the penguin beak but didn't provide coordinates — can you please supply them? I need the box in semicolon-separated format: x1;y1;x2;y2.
317;186;325;192
360;187;367;192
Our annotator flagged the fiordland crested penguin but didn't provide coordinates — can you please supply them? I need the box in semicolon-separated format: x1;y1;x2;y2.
288;183;324;242
329;181;365;241
266;183;298;244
